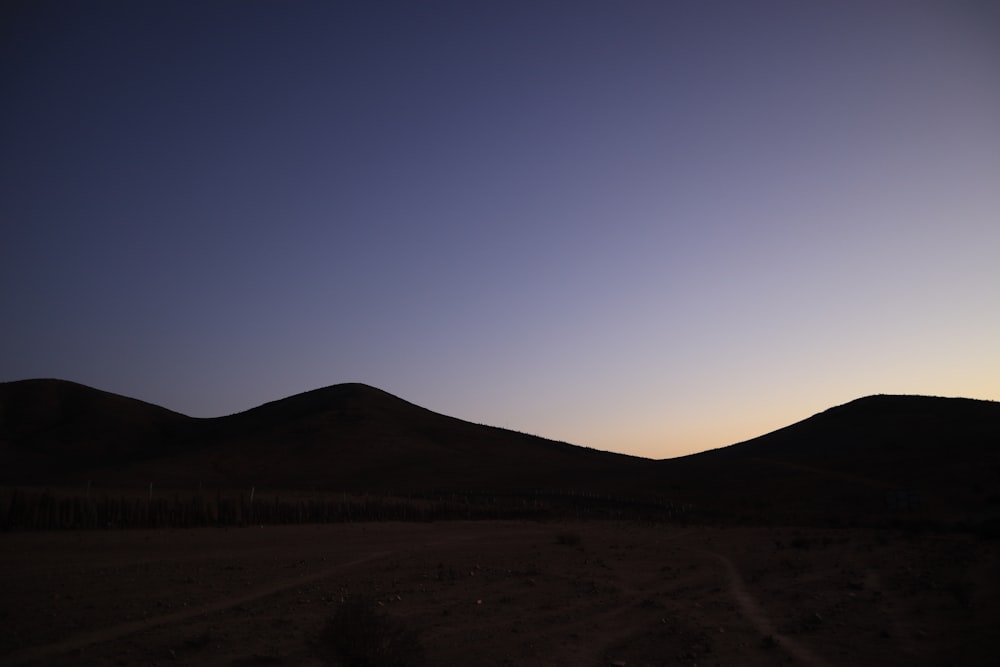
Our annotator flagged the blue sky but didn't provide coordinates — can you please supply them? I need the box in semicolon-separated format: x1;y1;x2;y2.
3;1;999;458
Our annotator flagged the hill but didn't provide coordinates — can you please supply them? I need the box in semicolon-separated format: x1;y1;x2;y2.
0;379;197;477
0;380;644;494
649;394;1000;523
2;381;998;525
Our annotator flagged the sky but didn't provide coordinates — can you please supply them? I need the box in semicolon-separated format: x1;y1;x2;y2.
2;1;999;459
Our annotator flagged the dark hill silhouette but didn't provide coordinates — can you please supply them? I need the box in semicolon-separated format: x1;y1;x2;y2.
649;394;1000;522
2;381;998;523
0;380;644;493
179;382;646;492
0;379;197;477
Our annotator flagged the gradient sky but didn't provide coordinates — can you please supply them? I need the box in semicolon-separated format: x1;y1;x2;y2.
3;1;999;459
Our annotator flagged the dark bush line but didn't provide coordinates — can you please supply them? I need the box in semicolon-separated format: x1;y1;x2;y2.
6;487;992;535
0;487;687;531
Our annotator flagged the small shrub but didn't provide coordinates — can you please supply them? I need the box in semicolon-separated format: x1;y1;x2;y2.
790;536;811;550
949;580;974;609
555;531;582;546
318;598;425;667
973;517;1000;540
183;630;212;649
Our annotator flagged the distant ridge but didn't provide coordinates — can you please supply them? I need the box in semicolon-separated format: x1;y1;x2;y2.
0;379;195;475
0;379;643;493
2;381;998;523
652;394;1000;522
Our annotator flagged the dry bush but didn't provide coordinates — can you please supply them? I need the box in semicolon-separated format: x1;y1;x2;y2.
318;598;425;667
555;530;582;546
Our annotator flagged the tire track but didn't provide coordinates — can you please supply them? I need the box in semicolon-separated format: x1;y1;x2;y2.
0;550;393;666
701;549;829;667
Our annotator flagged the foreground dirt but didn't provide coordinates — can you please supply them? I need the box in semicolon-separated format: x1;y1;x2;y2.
1;521;996;666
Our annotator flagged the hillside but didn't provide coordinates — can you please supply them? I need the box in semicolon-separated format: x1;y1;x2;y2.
650;394;1000;523
3;381;998;525
0;379;198;477
0;380;644;494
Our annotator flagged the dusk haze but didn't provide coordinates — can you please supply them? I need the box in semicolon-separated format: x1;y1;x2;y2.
3;0;999;459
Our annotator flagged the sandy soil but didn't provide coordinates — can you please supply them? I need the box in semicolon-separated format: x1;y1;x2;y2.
1;521;996;666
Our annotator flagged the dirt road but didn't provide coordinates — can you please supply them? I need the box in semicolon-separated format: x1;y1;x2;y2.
1;522;995;666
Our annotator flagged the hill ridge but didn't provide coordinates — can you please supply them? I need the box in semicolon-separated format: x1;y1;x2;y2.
2;379;998;522
0;379;643;492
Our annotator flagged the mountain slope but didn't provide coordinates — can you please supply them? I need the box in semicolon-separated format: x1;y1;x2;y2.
0;379;197;477
172;382;645;492
0;380;644;492
3;382;998;523
651;395;1000;521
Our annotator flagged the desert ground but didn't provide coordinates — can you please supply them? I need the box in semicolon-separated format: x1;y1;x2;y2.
1;520;997;667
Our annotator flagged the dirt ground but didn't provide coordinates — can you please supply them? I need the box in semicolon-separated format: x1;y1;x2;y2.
1;520;997;666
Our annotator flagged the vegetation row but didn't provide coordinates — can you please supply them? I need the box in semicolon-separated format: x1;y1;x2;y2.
0;487;686;531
